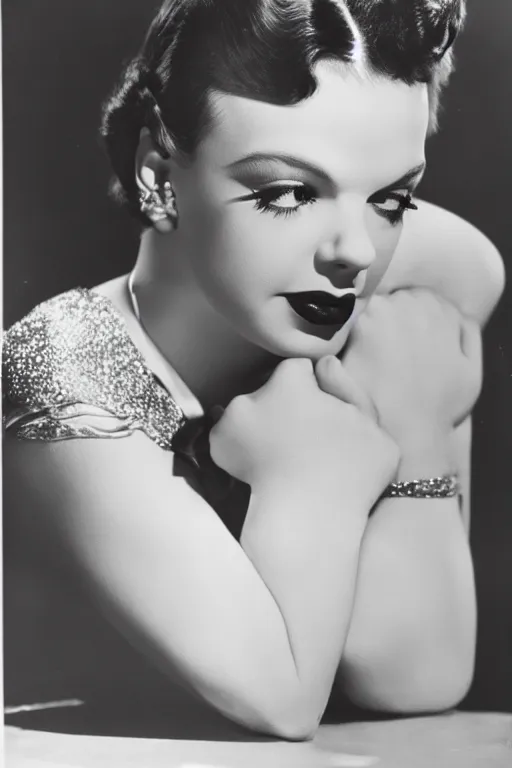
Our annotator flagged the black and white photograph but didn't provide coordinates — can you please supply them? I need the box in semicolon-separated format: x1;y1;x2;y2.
2;1;511;765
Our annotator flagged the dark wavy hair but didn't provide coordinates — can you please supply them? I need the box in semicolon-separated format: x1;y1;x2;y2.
101;0;466;224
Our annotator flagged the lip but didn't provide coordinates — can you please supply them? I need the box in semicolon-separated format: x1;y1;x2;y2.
280;291;357;327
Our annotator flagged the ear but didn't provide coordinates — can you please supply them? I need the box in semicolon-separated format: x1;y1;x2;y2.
135;128;175;233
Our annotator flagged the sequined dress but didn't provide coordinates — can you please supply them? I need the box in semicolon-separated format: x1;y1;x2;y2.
3;288;185;448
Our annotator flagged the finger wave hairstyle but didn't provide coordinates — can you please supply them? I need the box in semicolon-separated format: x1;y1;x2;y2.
101;0;466;224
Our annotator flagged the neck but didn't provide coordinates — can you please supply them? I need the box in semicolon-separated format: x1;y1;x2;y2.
131;230;277;410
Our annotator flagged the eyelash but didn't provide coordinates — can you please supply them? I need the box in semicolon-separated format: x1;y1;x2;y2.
369;191;418;225
250;184;317;218
245;184;418;225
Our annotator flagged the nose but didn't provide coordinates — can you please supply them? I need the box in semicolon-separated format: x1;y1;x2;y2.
314;202;376;279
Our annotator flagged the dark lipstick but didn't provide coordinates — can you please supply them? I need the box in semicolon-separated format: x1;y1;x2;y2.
281;291;356;326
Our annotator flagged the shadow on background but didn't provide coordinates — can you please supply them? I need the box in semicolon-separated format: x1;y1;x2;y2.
3;0;511;714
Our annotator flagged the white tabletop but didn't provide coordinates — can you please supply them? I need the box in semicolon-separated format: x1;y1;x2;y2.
5;712;512;768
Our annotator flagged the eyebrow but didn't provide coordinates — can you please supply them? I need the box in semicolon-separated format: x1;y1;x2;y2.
377;163;426;193
227;152;426;191
226;153;334;184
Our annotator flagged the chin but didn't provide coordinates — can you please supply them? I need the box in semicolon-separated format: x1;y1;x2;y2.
256;322;353;361
260;296;365;360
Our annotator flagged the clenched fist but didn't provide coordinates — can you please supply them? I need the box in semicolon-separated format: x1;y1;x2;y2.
209;357;399;510
340;288;482;453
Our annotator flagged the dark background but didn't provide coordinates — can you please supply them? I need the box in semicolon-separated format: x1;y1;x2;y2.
3;0;511;713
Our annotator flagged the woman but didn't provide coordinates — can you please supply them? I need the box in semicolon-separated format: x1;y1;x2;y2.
3;0;504;741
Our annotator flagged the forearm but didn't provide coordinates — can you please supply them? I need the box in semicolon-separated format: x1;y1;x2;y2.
339;435;476;713
241;479;369;731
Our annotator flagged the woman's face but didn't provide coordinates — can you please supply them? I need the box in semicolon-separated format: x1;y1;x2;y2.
170;61;429;359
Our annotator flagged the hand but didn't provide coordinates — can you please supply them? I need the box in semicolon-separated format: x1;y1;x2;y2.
338;289;482;472
209;357;399;507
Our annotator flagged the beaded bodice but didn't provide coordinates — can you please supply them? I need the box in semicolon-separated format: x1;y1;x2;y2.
2;288;185;448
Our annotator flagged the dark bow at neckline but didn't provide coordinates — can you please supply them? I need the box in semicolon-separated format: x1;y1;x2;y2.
171;408;250;540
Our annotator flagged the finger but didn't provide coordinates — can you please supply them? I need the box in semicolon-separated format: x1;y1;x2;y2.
315;356;361;404
268;357;315;388
315;356;376;419
253;358;318;403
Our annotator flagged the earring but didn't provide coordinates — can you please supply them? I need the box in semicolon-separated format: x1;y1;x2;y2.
139;181;179;229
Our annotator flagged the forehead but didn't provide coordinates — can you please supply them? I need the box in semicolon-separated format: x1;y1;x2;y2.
200;62;429;188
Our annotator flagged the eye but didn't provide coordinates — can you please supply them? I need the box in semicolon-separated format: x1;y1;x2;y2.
246;182;317;217
369;189;418;225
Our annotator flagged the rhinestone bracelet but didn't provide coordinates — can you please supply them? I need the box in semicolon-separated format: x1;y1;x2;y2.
382;475;460;499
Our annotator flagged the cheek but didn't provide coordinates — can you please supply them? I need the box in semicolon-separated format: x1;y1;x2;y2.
367;210;403;256
185;203;292;311
364;212;403;291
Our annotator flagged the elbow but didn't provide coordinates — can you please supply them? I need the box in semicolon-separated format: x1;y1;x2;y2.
236;709;317;742
367;666;473;716
342;649;475;716
255;697;320;741
190;665;321;742
263;715;317;742
401;668;473;715
217;691;319;742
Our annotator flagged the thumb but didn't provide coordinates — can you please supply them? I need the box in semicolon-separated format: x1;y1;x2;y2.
315;356;376;419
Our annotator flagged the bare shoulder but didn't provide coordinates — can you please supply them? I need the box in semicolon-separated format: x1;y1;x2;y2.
379;200;505;326
3;428;246;642
3;430;211;547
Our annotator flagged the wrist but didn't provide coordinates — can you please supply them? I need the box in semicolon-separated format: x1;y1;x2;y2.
382;474;460;500
250;471;371;523
395;427;455;482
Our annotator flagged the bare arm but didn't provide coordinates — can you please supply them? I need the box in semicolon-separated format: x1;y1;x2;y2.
333;205;504;712
339;417;476;713
4;382;387;742
319;284;492;714
240;479;368;730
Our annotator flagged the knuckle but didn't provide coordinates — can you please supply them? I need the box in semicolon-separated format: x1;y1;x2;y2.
222;394;250;424
276;357;312;379
226;393;247;412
